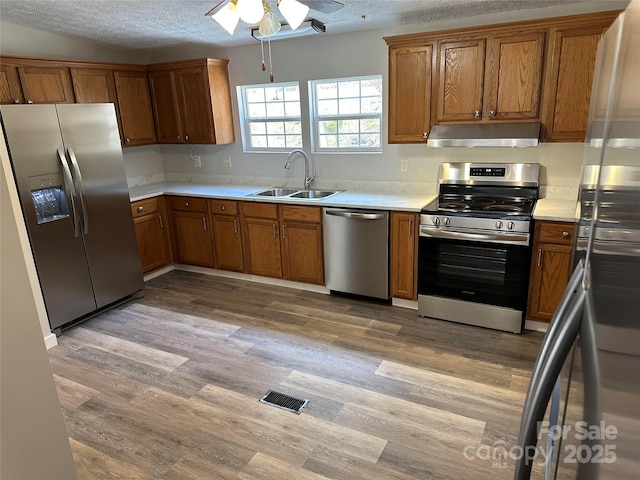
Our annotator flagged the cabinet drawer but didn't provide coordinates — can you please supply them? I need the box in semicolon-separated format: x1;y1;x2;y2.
169;196;208;213
538;221;574;245
131;197;160;218
280;205;322;223
241;201;278;219
209;199;238;216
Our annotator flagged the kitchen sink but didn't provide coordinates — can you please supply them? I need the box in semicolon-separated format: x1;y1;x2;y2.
251;188;300;197
290;190;338;199
248;188;342;200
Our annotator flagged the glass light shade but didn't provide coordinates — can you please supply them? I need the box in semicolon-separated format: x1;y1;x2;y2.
236;0;264;24
259;10;281;36
278;0;309;30
212;2;240;35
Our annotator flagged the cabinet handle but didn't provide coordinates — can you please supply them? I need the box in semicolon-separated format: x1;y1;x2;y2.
474;110;481;117
220;205;226;211
273;223;278;238
158;215;163;229
125;137;131;143
422;132;428;139
13;99;20;104
537;248;543;267
137;206;143;212
185;135;190;141
408;218;413;236
185;201;190;208
489;110;496;116
282;224;287;239
27;100;34;104
562;231;570;238
233;218;238;233
203;217;208;231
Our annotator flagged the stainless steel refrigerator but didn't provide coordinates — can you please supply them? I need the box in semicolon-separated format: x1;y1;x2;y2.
1;103;144;334
515;2;639;479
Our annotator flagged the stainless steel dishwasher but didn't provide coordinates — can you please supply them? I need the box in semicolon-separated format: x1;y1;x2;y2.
323;208;389;301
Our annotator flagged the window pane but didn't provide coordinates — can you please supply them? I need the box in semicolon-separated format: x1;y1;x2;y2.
267;135;285;148
266;102;285;118
340;119;359;133
264;86;283;101
251;135;267;148
266;122;284;134
250;122;266;135
248;104;266;118
318;120;337;134
316;82;337;99
339;98;359;114
285;101;300;117
338;81;359;98
285;121;301;134
361;118;380;132
246;88;265;103
319;134;338;148
361;133;380;147
338;134;359;147
361;97;382;114
285;135;302;148
318;99;338;115
361;79;382;97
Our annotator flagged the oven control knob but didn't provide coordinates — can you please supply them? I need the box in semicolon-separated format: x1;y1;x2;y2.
507;221;515;231
443;217;450;226
433;217;440;226
495;221;503;229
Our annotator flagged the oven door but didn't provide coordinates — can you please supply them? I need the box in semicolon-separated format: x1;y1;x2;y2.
418;234;532;311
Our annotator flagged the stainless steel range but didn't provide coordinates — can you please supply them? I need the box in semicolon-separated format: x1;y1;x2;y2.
418;162;540;333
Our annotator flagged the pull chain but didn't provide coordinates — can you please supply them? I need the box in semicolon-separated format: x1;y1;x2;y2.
260;38;266;71
268;35;274;82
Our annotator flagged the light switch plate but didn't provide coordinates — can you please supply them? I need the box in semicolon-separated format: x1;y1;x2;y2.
401;159;408;172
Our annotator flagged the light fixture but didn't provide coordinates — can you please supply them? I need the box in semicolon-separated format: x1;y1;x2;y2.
236;0;264;24
277;0;309;30
212;1;240;34
251;19;325;41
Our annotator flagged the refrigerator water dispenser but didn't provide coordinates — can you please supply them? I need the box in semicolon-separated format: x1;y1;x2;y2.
27;173;69;224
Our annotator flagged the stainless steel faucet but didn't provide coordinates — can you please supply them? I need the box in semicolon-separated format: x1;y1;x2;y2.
285;149;315;190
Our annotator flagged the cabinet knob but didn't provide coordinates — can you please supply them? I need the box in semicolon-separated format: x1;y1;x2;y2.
422;132;428;139
185;202;190;207
562;231;570;238
185;135;190;141
13;99;20;104
489;110;496;116
220;205;226;211
177;135;181;140
474;110;481;117
27;100;34;104
125;137;131;143
137;206;143;212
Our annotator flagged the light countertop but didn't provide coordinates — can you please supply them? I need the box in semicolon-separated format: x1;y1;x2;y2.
128;182;436;213
533;199;577;222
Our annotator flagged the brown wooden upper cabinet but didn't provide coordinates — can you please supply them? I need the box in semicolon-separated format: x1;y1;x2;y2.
0;64;24;104
16;63;75;104
435;32;545;123
541;23;610;142
388;44;434;143
148;58;235;145
70;67;117;104
113;69;157;147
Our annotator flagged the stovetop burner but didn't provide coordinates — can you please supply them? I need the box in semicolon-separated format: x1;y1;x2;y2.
423;195;535;217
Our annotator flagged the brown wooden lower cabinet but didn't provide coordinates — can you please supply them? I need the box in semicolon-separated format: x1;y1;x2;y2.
209;199;244;272
131;197;171;273
390;212;419;300
168;196;214;267
527;220;574;322
241;202;283;279
280;205;324;285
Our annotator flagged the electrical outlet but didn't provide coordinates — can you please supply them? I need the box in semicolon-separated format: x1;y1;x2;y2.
193;155;201;168
401;159;408;172
223;156;232;168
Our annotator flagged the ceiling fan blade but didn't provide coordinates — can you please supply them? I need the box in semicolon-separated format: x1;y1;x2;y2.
299;0;345;14
205;0;228;17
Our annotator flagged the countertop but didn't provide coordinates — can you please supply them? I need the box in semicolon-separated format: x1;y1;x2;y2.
128;182;436;213
533;198;577;222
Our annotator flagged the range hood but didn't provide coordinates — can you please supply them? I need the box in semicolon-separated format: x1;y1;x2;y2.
426;122;541;147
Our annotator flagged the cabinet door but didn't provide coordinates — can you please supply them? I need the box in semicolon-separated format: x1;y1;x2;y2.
542;25;607;141
176;66;216;144
173;212;215;267
484;32;545;121
113;70;157;146
281;221;324;285
17;64;75;103
70;68;117;104
527;243;571;321
390;212;418;300
134;214;170;273
242;217;282;278
388;44;433;143
0;64;24;104
148;70;183;143
436;39;485;122
211;215;244;272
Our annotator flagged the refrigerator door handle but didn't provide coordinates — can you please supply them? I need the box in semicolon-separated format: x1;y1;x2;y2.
66;147;89;235
515;277;586;480
57;147;80;237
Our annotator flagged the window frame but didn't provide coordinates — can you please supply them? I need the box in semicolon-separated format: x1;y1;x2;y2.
309;75;383;154
237;81;303;153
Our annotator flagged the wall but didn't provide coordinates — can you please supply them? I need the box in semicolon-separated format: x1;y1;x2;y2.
1;139;77;480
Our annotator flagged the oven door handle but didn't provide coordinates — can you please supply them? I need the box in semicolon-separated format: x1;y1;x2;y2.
420;226;529;243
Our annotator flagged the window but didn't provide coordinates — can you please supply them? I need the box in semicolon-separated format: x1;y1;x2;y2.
237;82;302;152
310;75;382;153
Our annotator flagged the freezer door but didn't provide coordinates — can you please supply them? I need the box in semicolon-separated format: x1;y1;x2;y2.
0;104;97;329
56;103;144;309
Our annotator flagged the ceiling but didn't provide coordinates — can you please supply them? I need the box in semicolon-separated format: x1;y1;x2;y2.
0;0;617;55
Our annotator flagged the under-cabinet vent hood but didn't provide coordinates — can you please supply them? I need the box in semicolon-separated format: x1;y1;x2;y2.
426;123;541;147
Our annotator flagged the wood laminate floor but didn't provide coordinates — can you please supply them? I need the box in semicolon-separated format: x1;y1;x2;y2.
48;270;547;479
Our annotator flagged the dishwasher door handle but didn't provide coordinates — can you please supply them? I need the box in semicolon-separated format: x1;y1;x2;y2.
325;210;386;220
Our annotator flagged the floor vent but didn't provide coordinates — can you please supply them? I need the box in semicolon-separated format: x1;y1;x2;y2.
259;390;309;414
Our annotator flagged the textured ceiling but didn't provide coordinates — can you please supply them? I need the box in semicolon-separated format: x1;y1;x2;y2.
0;0;617;54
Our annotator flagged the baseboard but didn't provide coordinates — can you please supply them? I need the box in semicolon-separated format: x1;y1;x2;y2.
143;264;175;282
44;332;58;350
392;298;418;310
525;319;549;333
